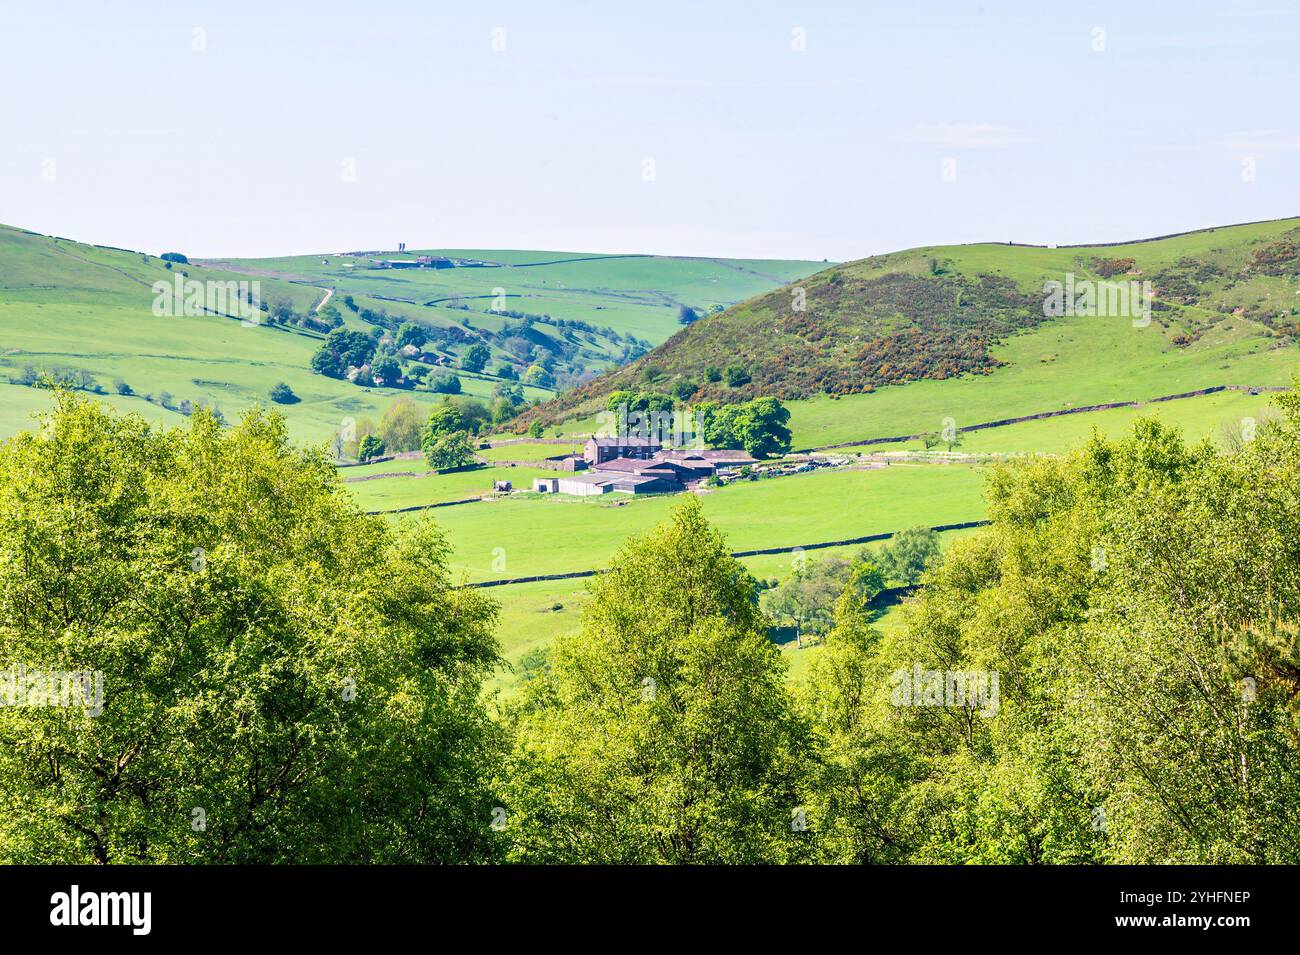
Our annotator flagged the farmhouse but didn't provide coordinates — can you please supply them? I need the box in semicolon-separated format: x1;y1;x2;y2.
534;438;758;497
583;435;662;466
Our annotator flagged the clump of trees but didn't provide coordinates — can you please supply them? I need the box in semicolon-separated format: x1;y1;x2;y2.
0;392;504;863
695;397;792;458
358;433;385;461
421;401;481;470
498;497;815;863
11;385;1300;864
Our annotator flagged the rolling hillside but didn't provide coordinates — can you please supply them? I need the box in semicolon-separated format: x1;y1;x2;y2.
520;218;1300;440
0;225;821;445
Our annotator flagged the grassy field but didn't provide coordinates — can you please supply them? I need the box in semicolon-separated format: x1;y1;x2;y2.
0;225;557;446
206;249;827;347
861;387;1279;455
349;464;558;511
479;525;983;695
394;462;988;583
785;312;1296;449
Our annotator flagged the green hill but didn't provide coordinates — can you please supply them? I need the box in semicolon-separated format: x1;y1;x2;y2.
0;225;821;445
520;218;1300;440
202;247;826;389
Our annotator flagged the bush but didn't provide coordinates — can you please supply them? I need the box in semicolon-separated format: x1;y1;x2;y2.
724;365;751;387
268;382;298;404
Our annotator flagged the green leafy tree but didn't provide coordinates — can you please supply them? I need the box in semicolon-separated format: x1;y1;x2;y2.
763;557;852;646
424;430;476;471
0;392;504;863
370;355;402;387
498;498;814;863
724;365;751;387
875;526;941;585
424;404;463;444
395;322;428;350
268;381;297;404
462;344;490;373
703;398;792;458
358;433;385;461
378;397;424;453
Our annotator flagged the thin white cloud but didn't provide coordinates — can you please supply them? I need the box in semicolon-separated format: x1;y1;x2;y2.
892;122;1033;150
1211;130;1300;152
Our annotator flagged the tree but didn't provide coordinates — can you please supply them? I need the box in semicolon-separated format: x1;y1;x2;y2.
875;526;941;585
424;430;476;470
370;356;402;388
268;382;297;404
424;404;463;443
523;365;554;389
378;397;424;453
311;347;343;378
315;303;343;330
528;421;544;438
430;374;462;394
358;433;385;461
498;498;814;863
0;392;504;863
678;305;700;325
704;397;792;458
395;322;428;350
159;252;188;264
672;379;697;401
313;329;375;379
462;344;490;373
763;557;852;647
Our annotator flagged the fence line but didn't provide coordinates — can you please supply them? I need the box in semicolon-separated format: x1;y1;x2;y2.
801;384;1285;453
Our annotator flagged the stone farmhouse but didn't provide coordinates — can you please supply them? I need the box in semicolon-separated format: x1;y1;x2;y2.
535;439;756;497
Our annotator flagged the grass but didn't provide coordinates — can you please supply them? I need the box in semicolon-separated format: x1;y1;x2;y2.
347;464;558;511
395;462;988;583
206;249;827;348
0;223;816;447
861;387;1279;455
480;526;983;695
784;312;1297;450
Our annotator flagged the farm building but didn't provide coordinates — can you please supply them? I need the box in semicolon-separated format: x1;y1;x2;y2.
534;438;758;497
583;435;662;466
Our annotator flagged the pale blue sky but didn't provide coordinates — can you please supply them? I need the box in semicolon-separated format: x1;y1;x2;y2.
2;0;1297;260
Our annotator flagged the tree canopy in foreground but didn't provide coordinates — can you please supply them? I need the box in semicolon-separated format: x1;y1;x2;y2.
0;392;503;863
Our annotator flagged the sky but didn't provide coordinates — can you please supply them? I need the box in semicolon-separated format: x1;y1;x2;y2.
1;0;1298;261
